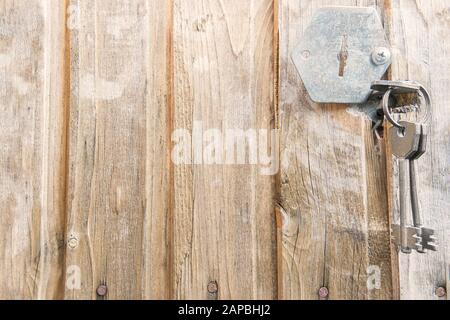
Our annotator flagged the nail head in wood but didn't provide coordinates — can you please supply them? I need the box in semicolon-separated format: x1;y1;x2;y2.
68;237;78;249
96;284;108;297
207;281;218;294
435;286;446;298
318;286;329;299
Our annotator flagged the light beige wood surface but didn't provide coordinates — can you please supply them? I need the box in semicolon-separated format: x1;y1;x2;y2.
0;0;448;300
63;0;277;300
63;0;172;299
386;0;450;300
0;0;67;299
278;0;393;299
172;0;277;299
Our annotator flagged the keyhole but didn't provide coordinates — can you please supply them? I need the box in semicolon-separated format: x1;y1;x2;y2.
396;126;406;137
337;35;348;77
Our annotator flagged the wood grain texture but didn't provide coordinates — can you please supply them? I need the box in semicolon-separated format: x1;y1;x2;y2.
1;0;448;301
0;0;67;299
63;0;171;299
172;0;277;299
278;0;393;300
385;0;450;300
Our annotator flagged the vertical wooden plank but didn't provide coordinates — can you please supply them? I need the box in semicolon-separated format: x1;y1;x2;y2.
385;0;450;300
172;0;277;299
64;0;171;299
141;0;173;300
0;0;67;299
279;0;393;299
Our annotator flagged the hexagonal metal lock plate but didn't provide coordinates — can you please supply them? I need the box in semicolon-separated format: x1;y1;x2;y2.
292;7;391;104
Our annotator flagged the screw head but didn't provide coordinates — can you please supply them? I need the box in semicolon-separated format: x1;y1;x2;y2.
318;286;329;298
435;286;446;298
371;47;391;65
207;281;218;294
301;50;311;60
96;284;108;297
68;237;78;249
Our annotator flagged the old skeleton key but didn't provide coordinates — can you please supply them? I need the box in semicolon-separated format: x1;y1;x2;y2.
390;122;426;253
407;124;437;252
371;81;437;254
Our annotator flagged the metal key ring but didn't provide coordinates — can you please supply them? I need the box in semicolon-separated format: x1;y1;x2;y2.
382;84;432;129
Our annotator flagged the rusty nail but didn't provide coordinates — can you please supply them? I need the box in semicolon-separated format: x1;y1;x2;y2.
96;284;108;297
435;286;446;298
207;281;218;294
318;286;329;299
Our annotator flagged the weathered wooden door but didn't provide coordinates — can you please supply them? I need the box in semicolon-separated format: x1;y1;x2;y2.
0;0;448;300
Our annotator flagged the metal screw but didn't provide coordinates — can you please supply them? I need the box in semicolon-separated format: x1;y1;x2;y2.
207;281;218;294
301;50;311;60
68;237;78;249
318;286;329;299
435;286;446;298
371;47;391;65
96;284;108;297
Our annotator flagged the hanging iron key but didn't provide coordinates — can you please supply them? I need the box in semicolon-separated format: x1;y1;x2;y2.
408;124;437;252
390;121;423;253
371;80;436;254
390;121;437;253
